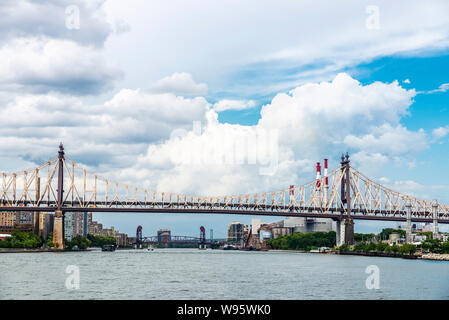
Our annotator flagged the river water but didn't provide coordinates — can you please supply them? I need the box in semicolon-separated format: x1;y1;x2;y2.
1;249;448;300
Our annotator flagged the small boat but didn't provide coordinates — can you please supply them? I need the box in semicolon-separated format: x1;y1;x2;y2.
101;244;116;252
223;244;238;250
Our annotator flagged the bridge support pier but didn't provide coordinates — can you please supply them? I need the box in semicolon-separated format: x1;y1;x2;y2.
405;202;412;243
433;200;439;240
344;218;354;245
53;210;64;249
335;219;346;247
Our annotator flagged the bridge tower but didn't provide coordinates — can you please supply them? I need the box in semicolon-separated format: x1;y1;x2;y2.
136;225;143;248
336;153;354;246
53;143;65;249
199;226;206;249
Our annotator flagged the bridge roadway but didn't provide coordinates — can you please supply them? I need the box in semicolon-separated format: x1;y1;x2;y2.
1;201;448;224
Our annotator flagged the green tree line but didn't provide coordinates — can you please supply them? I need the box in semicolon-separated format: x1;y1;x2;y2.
340;241;417;255
266;231;336;251
0;231;43;248
86;234;116;247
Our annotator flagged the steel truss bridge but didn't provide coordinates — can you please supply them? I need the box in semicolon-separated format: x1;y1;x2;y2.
142;236;212;245
0;144;448;247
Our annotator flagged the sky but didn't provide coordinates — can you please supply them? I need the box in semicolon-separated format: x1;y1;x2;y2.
1;0;449;237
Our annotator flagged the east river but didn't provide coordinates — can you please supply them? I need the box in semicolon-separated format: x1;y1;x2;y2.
1;249;448;299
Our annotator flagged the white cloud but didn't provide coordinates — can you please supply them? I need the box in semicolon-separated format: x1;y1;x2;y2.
403;79;411;84
0;37;122;94
119;73;424;195
102;0;449;96
344;124;428;156
0;0;124;46
0;89;210;167
426;83;449;94
148;72;208;96
213;99;256;112
0;72;437;202
432;126;449;139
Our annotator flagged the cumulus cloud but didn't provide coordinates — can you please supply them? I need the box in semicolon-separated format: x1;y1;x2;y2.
0;89;210;166
0;73;431;197
432;126;449;139
116;73;425;195
344;124;428;156
148;72;208;96
0;37;122;94
0;0;125;46
213;99;256;112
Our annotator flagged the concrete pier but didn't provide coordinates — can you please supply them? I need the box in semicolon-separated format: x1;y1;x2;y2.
53;210;64;249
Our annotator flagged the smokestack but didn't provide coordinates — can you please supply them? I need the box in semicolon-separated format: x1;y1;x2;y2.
289;185;295;211
316;162;321;188
324;158;329;209
324;159;328;187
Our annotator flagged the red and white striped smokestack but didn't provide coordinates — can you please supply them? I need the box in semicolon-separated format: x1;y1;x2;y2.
290;185;294;196
316;162;321;188
324;159;328;186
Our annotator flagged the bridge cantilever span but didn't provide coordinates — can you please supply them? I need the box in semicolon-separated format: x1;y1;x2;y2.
1;145;448;247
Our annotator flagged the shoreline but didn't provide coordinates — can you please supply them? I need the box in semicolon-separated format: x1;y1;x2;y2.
1;247;448;261
420;253;449;261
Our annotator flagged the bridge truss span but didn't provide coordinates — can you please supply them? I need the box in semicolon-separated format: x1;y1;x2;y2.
0;145;448;224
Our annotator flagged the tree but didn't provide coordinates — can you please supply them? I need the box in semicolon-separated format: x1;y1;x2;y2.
65;235;91;250
421;239;442;253
441;241;449;254
46;232;55;248
391;244;399;253
399;244;417;255
0;231;43;248
354;242;367;252
338;244;350;252
376;242;388;252
266;231;336;251
87;234;116;247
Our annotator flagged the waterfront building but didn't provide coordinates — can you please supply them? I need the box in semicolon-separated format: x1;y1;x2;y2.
283;217;333;233
0;212;15;227
38;212;54;240
226;222;246;242
115;232;129;247
0;212;15;234
260;230;272;241
388;233;405;245
271;226;291;238
15;212;33;224
64;212;92;240
251;218;261;235
64;212;75;241
157;229;171;243
88;220;103;235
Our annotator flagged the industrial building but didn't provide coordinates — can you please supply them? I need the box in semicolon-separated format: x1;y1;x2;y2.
157;229;171;243
283;217;334;233
226;222;246;243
